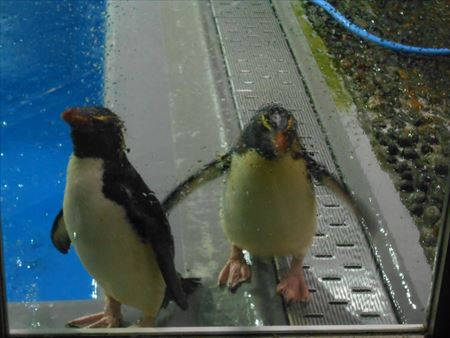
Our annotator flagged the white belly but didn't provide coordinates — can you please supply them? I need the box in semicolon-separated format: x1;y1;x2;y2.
223;151;317;257
63;156;165;315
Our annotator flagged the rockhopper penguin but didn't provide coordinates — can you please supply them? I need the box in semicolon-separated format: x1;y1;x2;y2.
163;104;361;303
51;107;199;327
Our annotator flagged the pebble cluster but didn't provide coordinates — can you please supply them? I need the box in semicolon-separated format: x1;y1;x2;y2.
303;0;449;263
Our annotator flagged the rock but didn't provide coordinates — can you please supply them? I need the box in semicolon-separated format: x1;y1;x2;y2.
434;156;449;176
414;172;431;192
373;73;386;86
381;108;396;118
372;117;387;129
423;205;441;227
423;152;434;166
412;158;425;170
442;142;450;156
410;203;423;216
413;116;427;127
400;171;413;181
420;227;437;246
398;128;419;147
424;154;449;176
400;180;414;192
430;181;446;204
422;130;438;144
387;155;398;164
433;221;443;238
395;161;410;173
387;142;399;155
407;95;423;111
366;95;383;110
376;131;389;146
438;131;450;155
391;117;406;129
417;124;438;144
340;58;353;70
402;147;418;159
420;144;433;154
423;247;436;265
411;191;426;203
436;124;450;140
387;127;398;140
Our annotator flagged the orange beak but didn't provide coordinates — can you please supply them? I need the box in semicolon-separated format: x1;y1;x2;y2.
61;108;90;126
274;131;288;153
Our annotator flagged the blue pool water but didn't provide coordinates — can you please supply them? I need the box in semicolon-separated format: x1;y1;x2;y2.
0;0;106;302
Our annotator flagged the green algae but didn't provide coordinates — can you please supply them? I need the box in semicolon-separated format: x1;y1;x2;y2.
290;1;353;109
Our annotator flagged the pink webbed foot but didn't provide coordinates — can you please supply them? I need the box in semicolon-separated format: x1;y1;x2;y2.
67;295;122;328
276;257;310;304
276;272;310;303
218;245;251;291
67;312;121;328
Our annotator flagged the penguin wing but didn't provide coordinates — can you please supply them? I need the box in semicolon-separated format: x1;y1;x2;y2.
300;152;364;220
51;209;71;254
104;160;189;309
162;151;232;212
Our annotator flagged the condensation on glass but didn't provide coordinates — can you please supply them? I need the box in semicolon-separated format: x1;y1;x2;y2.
0;0;448;335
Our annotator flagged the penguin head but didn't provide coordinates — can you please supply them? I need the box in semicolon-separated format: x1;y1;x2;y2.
62;107;126;159
237;104;299;160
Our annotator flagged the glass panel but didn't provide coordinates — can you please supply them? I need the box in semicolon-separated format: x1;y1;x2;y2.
0;0;448;334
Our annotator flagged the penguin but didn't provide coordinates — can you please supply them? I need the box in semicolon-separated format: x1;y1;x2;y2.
51;107;199;327
162;103;361;303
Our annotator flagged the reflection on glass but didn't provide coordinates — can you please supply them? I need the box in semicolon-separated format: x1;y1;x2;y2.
0;0;448;334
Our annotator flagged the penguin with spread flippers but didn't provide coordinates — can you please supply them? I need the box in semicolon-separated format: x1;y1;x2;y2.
51;107;199;327
162;104;362;303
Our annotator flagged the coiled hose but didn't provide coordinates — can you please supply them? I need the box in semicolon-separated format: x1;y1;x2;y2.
309;0;450;56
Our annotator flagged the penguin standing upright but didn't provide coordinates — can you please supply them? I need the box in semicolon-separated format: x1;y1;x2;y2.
51;107;198;327
163;104;361;302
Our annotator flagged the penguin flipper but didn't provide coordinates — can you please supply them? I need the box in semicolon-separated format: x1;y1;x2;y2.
300;152;363;220
51;209;71;254
104;160;191;310
150;229;189;310
111;188;189;310
162;151;232;212
161;276;201;308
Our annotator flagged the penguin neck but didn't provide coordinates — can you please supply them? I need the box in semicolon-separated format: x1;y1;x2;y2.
73;146;125;162
71;129;126;161
70;151;129;179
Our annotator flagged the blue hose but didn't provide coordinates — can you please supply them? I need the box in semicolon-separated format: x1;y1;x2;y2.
309;0;450;56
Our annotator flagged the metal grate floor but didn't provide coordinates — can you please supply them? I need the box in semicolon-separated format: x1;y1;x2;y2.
211;0;398;325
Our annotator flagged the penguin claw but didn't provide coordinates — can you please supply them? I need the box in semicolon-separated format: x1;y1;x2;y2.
218;257;251;291
66;312;121;328
276;274;310;303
